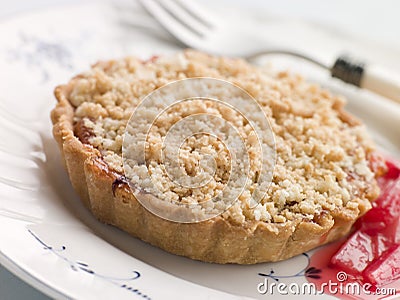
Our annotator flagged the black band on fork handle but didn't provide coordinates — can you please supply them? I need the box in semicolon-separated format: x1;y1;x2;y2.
249;51;399;102
330;56;365;87
248;52;365;88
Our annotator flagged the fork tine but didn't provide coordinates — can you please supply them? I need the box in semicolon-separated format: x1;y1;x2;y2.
157;0;211;35
174;0;217;29
139;0;204;48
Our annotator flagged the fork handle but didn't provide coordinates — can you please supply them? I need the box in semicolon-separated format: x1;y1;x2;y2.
331;56;400;103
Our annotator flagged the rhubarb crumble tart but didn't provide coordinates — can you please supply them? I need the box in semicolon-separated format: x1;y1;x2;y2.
51;50;386;264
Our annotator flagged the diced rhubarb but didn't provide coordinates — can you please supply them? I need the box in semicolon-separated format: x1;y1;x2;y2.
329;158;400;288
357;208;387;232
374;179;400;209
396;221;400;244
385;159;400;180
377;158;400;190
370;233;393;258
355;179;400;252
359;207;399;238
358;219;399;258
360;179;400;230
362;244;400;286
331;231;375;274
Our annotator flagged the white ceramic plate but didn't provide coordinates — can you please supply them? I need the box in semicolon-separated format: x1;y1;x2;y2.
0;1;399;299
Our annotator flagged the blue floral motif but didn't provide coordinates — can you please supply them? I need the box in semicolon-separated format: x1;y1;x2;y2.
6;31;91;83
28;229;150;299
258;253;321;281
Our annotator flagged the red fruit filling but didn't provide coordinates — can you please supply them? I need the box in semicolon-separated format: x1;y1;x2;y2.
330;157;400;287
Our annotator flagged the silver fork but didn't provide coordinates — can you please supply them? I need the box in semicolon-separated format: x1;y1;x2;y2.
139;0;400;103
139;0;294;58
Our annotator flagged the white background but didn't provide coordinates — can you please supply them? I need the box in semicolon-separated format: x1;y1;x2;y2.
0;0;399;299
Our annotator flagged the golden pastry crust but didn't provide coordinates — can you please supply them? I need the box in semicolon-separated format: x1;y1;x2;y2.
51;50;382;264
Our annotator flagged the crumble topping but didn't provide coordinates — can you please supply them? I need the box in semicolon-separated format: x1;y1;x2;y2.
68;50;380;224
